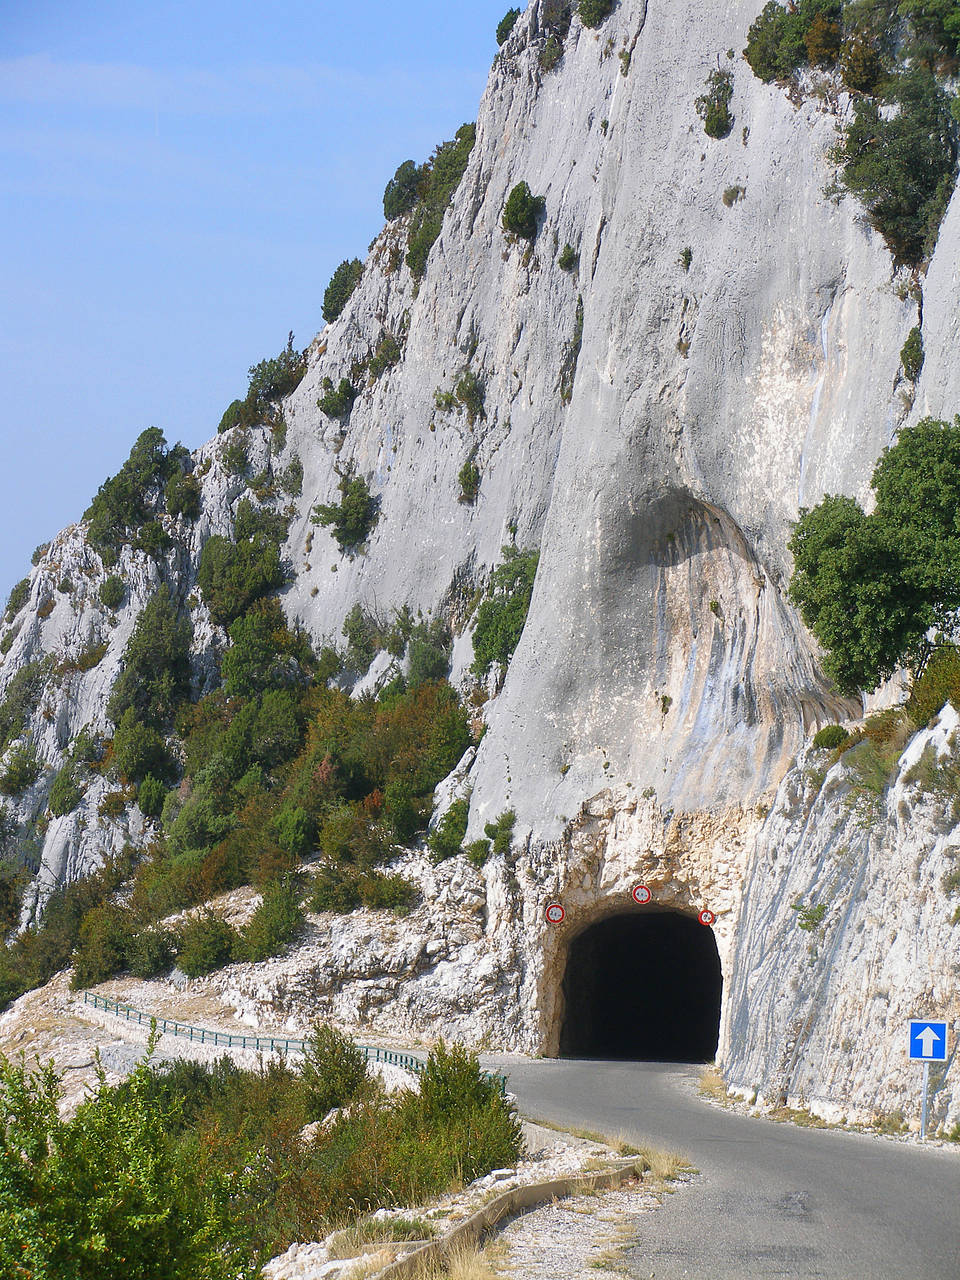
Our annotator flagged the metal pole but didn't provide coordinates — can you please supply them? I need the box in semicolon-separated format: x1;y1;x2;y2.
921;1061;930;1141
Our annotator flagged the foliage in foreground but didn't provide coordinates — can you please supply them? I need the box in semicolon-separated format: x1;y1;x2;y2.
0;1036;522;1274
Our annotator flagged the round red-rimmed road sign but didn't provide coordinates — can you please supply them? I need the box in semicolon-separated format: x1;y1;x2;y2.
545;902;565;924
698;909;716;927
632;884;652;905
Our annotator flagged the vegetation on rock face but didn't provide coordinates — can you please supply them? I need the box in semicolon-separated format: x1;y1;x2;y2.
789;415;960;693
502;181;545;240
317;377;357;418
383;159;425;220
198;533;286;627
83;428;194;563
322;259;363;324
5;578;29;621
107;586;193;727
404;124;477;279
901;326;925;381
311;471;377;552
696;68;735;139
471;547;540;677
218;333;307;435
98;574;125;609
496;7;522;44
578;0;616;26
744;1;960;264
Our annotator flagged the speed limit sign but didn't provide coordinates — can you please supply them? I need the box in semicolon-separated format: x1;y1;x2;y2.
545;902;565;924
698;909;716;927
632;884;652;905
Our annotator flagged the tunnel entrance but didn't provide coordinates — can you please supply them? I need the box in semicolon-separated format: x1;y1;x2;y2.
558;910;722;1061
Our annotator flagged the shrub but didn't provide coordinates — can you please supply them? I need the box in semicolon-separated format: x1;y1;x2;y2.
789;415;960;693
578;0;616;26
126;926;176;978
0;1053;254;1280
368;333;402;380
497;8;521;43
502;181;545;240
0;657;49;752
840;33;883;92
137;773;166;818
428;797;470;862
804;12;841;64
237;876;304;963
471;547;540;677
197;534;285;627
48;764;84;816
175;911;238;978
312;472;377;552
307;865;363;913
0;630;14;655
71;904;133;988
829;68;958;264
84;428;188;557
722;183;746;205
220;432;250;476
107;586;193;726
247;332;306;409
407;626;450;687
301;1022;369;1119
454;369;485;424
5;578;29;619
812;723;849;750
383;159;425;220
31;543;49;565
539;34;563;69
317;377;357;418
112;708;171;783
458;458;481;504
0;740;41;796
901;326;925;381
558;242;578;271
98;575;125;609
281;457;303;497
405;124;476;279
908;646;960;726
542;0;572;35
695;68;734;139
743;0;841;82
323;258;363;324
359;871;416;912
484;808;516;855
165;469;201;519
680;245;693;270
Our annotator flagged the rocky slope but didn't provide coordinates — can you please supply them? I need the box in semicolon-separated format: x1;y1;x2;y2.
2;0;959;1126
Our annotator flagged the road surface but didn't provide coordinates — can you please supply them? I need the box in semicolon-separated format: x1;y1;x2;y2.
485;1057;960;1279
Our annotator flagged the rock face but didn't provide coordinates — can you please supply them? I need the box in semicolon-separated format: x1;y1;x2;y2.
2;1;960;1125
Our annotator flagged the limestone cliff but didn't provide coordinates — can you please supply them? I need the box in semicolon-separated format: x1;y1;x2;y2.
2;1;959;1127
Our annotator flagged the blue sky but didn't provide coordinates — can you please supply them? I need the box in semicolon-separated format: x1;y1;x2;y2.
0;0;511;600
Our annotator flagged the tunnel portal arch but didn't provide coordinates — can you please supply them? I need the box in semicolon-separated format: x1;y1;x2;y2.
558;909;722;1061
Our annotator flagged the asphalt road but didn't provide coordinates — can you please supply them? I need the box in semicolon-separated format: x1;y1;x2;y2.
484;1057;960;1280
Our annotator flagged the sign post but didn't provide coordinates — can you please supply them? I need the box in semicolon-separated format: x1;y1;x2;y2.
909;1019;948;1140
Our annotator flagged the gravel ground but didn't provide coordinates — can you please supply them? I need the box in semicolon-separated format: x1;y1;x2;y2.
485;1177;690;1279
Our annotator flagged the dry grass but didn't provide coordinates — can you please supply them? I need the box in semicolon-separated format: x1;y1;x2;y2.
635;1144;692;1182
413;1243;502;1280
327;1215;436;1258
698;1064;729;1102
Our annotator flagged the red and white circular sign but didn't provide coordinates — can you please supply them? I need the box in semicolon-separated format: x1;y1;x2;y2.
632;884;652;905
698;909;716;927
545;902;565;925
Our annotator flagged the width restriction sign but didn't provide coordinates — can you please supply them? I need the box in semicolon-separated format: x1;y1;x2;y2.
545;903;565;925
632;884;652;905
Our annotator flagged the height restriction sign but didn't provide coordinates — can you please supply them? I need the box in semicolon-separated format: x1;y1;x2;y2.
632;885;652;904
545;903;565;924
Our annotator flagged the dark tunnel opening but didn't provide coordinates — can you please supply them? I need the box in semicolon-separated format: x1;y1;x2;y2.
558;910;722;1061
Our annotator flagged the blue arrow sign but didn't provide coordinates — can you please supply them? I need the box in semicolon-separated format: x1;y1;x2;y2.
909;1019;948;1062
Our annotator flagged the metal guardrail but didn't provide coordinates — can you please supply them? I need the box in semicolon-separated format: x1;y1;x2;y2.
80;991;507;1091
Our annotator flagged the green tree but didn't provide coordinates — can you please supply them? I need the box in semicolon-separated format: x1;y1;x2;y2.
107;587;193;726
502;181;545;239
322;259;363;324
48;764;84;816
311;472;378;552
98;575;125;609
695;68;735;139
383;159;425;219
496;8;521;43
789;417;960;693
900;326;925;380
578;0;616;27
405;124;477;278
197;534;285;627
471;547;540;677
829;67;957;263
112;708;171;783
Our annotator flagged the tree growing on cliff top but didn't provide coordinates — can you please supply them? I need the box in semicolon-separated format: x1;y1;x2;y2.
789;415;960;693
